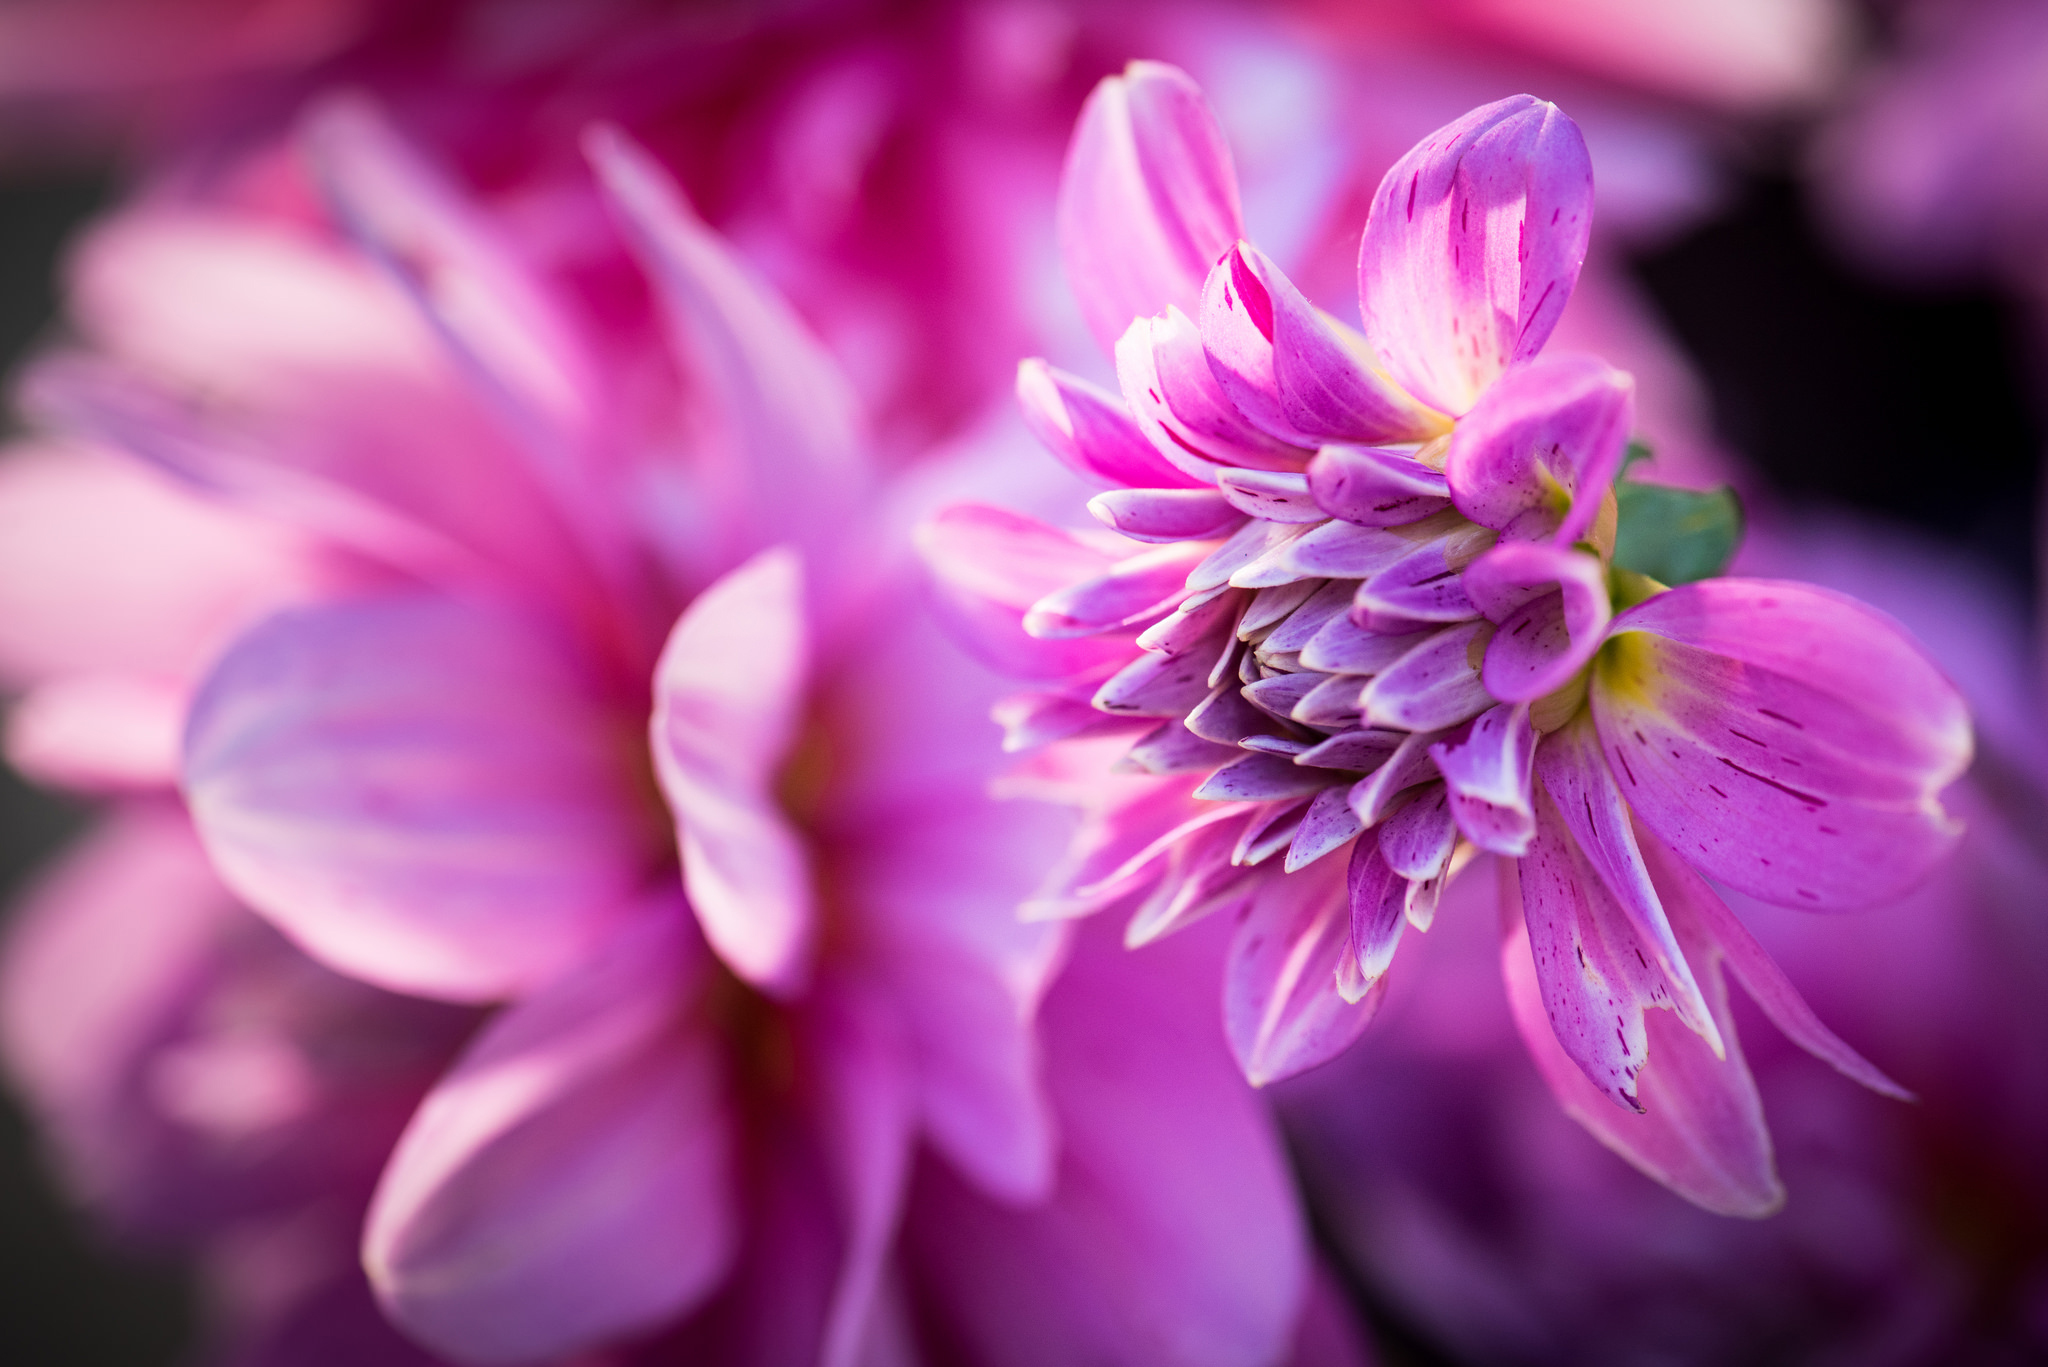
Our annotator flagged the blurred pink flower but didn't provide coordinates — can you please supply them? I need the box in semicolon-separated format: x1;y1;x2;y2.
925;63;1970;1215
1;98;1330;1365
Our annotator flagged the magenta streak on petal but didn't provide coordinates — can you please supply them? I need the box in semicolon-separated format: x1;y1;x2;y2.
1637;827;1912;1100
1284;785;1366;872
1120;308;1310;474
1430;701;1537;855
1345;830;1408;983
1200;243;1436;447
1443;351;1633;544
1087;488;1245;544
1025;541;1213;640
1307;444;1452;527
1216;468;1324;523
1058;61;1245;356
651;547;817;998
1360;619;1495;732
1376;784;1456;880
1537;715;1721;1053
1473;542;1613;703
1594;579;1970;909
1017;359;1207;490
1226;858;1379;1085
1358;95;1593;417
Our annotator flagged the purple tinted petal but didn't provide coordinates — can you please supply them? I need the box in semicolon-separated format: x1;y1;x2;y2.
991;693;1148;752
1358;97;1593;417
918;505;1129;680
1261;579;1353;652
1356;541;1483;624
1138;586;1245;655
1345;832;1408;983
1189;518;1308;592
1299;615;1433;675
1058;62;1245;354
1216;468;1324;523
1306;444;1452;527
364;910;736;1363
1094;647;1221;718
1347;729;1450;825
1226;860;1380;1085
1284;785;1366;872
651;548;817;996
1276;517;1412;580
1128;842;1261;944
1291;674;1366;730
1360;620;1495;732
183;597;652;1002
1443;352;1632;543
1296;728;1406;773
1201;243;1437;447
1197;753;1334;802
1595;579;1971;909
1377;784;1457;880
1026;542;1211;640
1017;359;1205;489
1088;487;1245;544
1121;719;1241;775
1472;543;1613;703
1429;701;1537;855
1119;310;1311;474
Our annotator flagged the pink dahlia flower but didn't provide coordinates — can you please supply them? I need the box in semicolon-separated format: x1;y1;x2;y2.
924;62;1973;1215
3;98;1325;1364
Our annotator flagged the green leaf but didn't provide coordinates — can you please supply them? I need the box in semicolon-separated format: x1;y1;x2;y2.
1611;477;1743;586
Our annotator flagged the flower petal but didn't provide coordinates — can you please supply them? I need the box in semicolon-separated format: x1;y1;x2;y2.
1119;309;1310;474
651;548;817;997
1377;784;1457;881
1088;488;1245;544
183;596;654;1002
364;908;737;1364
1593;579;1971;909
1470;542;1613;703
1216;468;1324;523
1306;444;1451;528
1443;352;1632;544
1058;61;1245;355
1345;831;1410;983
1357;96;1593;417
1360;620;1494;732
1430;701;1536;855
1026;542;1211;640
1017;359;1205;490
1226;859;1380;1085
918;505;1129;680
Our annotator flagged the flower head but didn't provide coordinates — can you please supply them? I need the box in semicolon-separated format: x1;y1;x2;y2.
925;62;1972;1214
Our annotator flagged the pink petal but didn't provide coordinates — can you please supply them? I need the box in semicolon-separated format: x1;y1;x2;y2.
1025;542;1211;640
1360;620;1495;732
918;505;1130;680
1058;61;1245;355
1502;864;1784;1218
183;597;654;1003
1118;309;1310;474
991;692;1147;752
1017;358;1205;490
1470;542;1613;703
1226;858;1379;1085
1377;785;1457;881
1347;729;1449;825
1357;96;1593;417
1306;444;1451;528
1200;242;1437;447
1443;352;1633;544
1594;579;1971;908
1216;468;1324;523
364;908;738;1363
5;673;185;792
1345;830;1410;983
1429;701;1537;855
1088;487;1245;544
1284;785;1367;873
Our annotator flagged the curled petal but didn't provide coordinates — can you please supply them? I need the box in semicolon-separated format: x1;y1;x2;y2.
1358;96;1593;416
650;548;816;997
1200;242;1437;447
365;910;736;1364
1119;310;1310;474
1594;580;1971;909
1443;352;1633;544
1471;542;1613;703
1431;702;1537;856
1018;359;1205;489
1306;444;1451;527
1345;831;1409;984
1226;860;1380;1085
1059;61;1245;354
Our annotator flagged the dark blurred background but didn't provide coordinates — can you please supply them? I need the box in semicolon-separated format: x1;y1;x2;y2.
0;119;2041;1367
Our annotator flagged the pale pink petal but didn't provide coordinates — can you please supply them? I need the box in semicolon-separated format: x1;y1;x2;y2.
918;505;1129;680
1200;243;1437;447
183;596;654;1002
1306;445;1451;528
1088;487;1245;544
1594;579;1971;908
651;548;817;997
1443;352;1633;544
1429;702;1536;855
5;673;185;792
1469;542;1613;703
1026;542;1212;640
1226;858;1380;1085
1118;309;1310;474
1017;359;1204;490
364;908;736;1364
1058;61;1244;354
1358;96;1593;417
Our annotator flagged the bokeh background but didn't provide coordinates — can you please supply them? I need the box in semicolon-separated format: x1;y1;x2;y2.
0;2;2042;1362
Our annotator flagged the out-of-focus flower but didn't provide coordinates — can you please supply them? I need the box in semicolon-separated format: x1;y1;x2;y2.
1;96;1324;1365
924;62;1971;1216
1280;516;2048;1364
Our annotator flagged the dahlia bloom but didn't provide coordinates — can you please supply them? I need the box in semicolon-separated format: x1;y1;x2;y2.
4;100;1319;1365
924;63;1971;1214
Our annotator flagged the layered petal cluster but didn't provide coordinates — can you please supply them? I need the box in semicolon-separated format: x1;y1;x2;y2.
1;100;1319;1365
925;63;1971;1214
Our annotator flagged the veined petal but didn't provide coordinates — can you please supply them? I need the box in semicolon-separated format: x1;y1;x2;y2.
1216;468;1323;523
1058;61;1245;355
1471;542;1613;703
1594;579;1971;909
1119;309;1310;474
1377;785;1456;881
1226;859;1380;1085
1345;831;1409;984
183;597;654;1003
1306;444;1451;528
364;909;736;1364
1017;359;1205;489
1358;96;1593;417
1443;352;1632;544
1360;620;1494;732
1430;702;1536;855
1200;243;1437;447
650;548;817;997
1501;884;1783;1218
